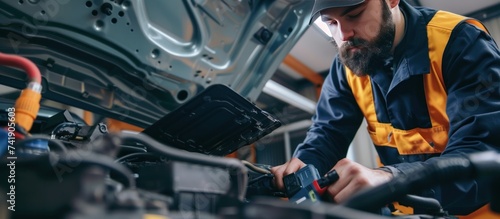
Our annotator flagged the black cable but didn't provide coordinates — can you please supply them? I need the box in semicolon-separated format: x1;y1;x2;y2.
248;173;273;184
115;152;160;163
119;145;147;153
16;134;68;153
242;160;271;174
119;132;248;201
342;156;476;213
50;150;136;188
398;194;445;216
15;125;29;136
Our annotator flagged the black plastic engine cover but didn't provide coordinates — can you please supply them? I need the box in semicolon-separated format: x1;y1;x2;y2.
142;84;281;156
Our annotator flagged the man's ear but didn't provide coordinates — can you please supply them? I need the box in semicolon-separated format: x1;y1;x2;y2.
387;0;400;9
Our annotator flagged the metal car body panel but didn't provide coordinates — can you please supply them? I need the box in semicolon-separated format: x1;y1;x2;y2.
0;0;313;127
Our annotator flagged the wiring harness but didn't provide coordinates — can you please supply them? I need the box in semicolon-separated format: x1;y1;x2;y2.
0;52;42;133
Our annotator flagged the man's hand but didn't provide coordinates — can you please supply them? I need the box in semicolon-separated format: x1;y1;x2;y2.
326;158;393;203
270;157;306;191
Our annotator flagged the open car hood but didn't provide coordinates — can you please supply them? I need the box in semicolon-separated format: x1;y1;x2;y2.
0;0;313;127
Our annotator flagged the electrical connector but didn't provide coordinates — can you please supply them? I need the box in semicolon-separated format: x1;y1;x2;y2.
14;82;42;132
0;52;43;133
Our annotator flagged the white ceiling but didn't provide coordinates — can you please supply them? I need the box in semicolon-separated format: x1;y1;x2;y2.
286;0;500;75
288;26;338;73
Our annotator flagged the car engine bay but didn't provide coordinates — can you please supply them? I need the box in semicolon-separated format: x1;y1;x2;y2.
1;1;500;219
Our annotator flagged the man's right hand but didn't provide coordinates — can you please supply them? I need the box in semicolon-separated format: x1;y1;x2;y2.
270;157;306;191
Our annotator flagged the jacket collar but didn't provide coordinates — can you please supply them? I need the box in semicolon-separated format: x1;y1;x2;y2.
393;0;431;77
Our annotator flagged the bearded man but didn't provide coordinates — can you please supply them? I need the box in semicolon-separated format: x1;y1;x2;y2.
272;0;500;216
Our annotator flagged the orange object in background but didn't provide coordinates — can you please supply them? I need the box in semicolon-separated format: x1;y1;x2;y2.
459;204;500;219
283;54;324;99
106;118;144;133
83;111;93;126
391;202;500;218
226;144;256;163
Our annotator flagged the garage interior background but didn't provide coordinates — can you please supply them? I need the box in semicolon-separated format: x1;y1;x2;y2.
1;0;499;167
252;0;500;167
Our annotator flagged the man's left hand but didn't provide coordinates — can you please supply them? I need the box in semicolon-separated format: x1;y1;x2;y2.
326;158;393;203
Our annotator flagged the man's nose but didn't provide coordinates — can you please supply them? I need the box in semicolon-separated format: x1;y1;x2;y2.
338;23;355;41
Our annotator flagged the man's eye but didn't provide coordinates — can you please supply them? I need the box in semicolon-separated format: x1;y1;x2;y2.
347;12;362;19
326;20;338;26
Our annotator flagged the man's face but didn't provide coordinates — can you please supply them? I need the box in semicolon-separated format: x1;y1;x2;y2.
320;0;395;76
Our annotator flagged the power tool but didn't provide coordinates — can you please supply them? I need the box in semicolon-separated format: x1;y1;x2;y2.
283;165;339;204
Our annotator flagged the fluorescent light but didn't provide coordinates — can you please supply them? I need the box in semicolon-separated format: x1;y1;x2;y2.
313;17;332;37
263;80;316;114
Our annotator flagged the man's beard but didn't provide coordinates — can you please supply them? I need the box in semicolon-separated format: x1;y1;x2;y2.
338;0;395;76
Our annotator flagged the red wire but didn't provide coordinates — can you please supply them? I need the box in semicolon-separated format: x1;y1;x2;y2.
0;52;42;83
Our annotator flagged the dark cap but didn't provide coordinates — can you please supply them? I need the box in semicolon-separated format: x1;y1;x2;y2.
311;0;365;23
